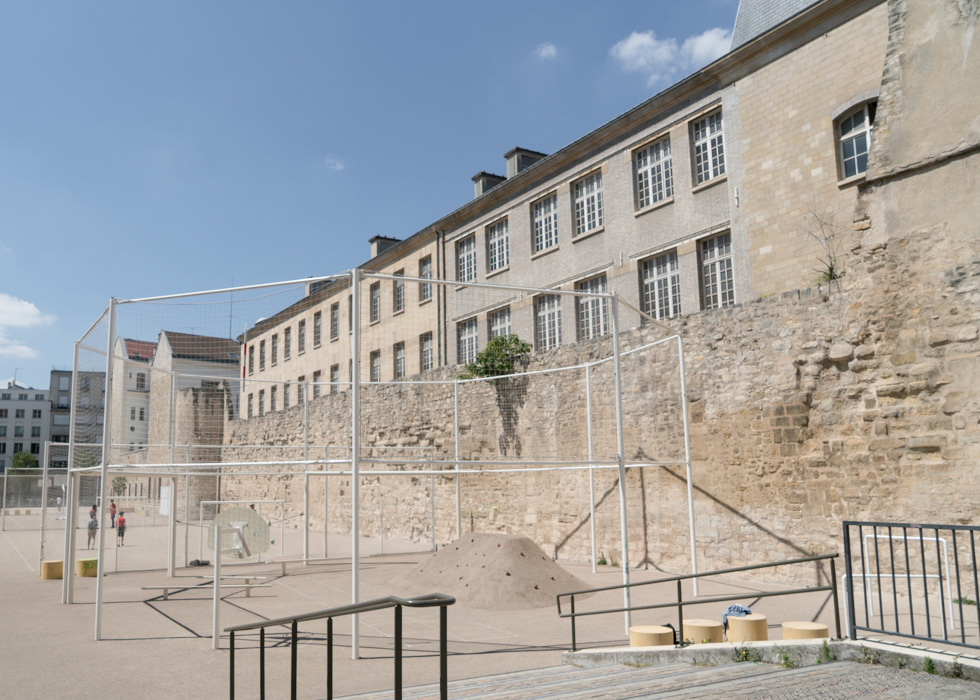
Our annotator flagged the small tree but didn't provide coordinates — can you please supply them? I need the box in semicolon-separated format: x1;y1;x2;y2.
460;334;532;380
11;452;39;471
111;476;127;496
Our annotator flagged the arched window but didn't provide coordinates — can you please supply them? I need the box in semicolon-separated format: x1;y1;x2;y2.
837;102;876;179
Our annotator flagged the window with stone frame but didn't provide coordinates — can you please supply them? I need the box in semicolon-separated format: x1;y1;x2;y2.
258;389;265;416
486;219;509;273
370;351;381;382
488;307;511;339
699;232;735;310
283;383;290;409
330;303;340;341
270;385;277;412
313;311;322;347
420;332;433;372
393;341;406;379
330;364;339;393
313;370;322;398
457;318;478;365
298;320;306;354
284;327;292;360
640;250;681;320
370;282;381;323
393;270;405;313
634;136;673;208
247;394;253;418
837;102;876;179
535;294;562;351
419;256;433;302
572;172;603;236
271;334;278;365
692;111;725;184
532;193;559;253
576;275;609;341
259;340;266;371
456;236;476;283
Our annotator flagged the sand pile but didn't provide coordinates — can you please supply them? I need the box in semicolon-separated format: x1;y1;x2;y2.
397;533;589;610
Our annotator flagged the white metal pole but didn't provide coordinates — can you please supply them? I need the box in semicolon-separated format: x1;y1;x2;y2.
95;297;118;641
380;492;384;555
610;294;631;633
1;463;8;531
168;477;177;577
213;525;221;649
183;471;190;568
303;471;310;563
453;381;461;539
39;443;51;574
677;336;699;597
586;365;597;573
199;503;204;561
62;342;82;604
280;502;284;558
350;269;362;658
323;446;329;558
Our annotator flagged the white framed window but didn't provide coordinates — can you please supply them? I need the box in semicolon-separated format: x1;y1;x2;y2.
532;194;558;253
313;370;322;398
297;376;306;403
573;172;603;236
700;232;735;310
640;250;681;320
838;102;875;179
370;351;381;382
635;137;673;208
271;334;278;366
393;342;406;379
330;303;340;340
284;327;292;360
457;318;478;365
535;294;562;351
419;256;432;302
370;282;381;323
32;409;42;419
31;426;41;438
692;111;725;184
14;426;23;437
130;407;136;420
270;386;277;412
139;407;145;421
298;320;306;354
313;311;322;347
283;383;290;409
259;340;266;371
0;426;5;436
456;236;476;282
136;373;147;391
258;390;265;416
393;270;405;313
488;307;511;338
576;275;609;341
420;332;433;372
329;364;339;393
486;219;509;272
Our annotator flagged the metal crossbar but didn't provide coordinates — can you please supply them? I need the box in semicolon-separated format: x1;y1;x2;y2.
843;520;980;650
557;554;840;651
225;592;455;700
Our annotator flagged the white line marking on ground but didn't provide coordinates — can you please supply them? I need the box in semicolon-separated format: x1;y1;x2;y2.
2;531;36;572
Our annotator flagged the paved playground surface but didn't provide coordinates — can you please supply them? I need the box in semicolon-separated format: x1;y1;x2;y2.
2;511;978;698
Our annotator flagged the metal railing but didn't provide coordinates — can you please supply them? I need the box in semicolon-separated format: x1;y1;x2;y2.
557;554;840;651
843;520;980;650
226;592;455;700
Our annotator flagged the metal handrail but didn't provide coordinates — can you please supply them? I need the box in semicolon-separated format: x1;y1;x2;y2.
226;592;455;700
557;554;840;651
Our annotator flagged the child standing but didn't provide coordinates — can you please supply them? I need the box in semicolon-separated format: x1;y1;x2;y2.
87;514;98;549
116;512;126;546
109;500;117;528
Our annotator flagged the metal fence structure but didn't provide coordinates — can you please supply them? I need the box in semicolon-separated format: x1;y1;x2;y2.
842;520;980;650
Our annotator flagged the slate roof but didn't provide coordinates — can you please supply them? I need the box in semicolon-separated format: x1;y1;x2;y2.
732;0;822;49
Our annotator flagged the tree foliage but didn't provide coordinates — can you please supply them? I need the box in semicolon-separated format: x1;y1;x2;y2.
11;452;39;471
460;334;532;379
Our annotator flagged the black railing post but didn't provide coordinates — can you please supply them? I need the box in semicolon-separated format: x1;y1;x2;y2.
570;596;576;652
440;604;448;700
830;558;841;639
842;523;856;640
327;617;333;700
229;630;235;700
676;579;684;644
291;620;298;700
394;604;403;700
260;627;266;700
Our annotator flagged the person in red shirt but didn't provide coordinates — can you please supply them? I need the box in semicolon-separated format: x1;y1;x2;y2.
109;500;117;527
116;512;126;546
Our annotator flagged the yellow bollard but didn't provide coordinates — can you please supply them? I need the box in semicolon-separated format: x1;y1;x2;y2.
41;560;64;580
76;559;98;577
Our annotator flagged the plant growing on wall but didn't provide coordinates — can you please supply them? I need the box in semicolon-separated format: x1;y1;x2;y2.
460;334;532;380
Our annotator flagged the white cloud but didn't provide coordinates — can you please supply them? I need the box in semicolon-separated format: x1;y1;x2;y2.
324;157;345;172
610;27;731;86
535;42;558;61
0;294;55;359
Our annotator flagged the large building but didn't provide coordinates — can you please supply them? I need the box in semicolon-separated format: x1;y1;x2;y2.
0;381;49;472
236;0;892;403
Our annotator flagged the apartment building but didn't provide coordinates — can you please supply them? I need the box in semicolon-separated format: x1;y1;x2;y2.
0;381;49;471
108;337;157;453
236;0;892;408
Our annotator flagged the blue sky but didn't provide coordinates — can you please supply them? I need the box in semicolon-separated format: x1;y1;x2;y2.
0;0;738;389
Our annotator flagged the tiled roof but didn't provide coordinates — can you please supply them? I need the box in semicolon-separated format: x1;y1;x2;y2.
121;338;156;362
161;331;240;363
732;0;821;49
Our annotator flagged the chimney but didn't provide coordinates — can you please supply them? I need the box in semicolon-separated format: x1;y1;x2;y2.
472;171;506;198
504;147;547;178
369;235;401;258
